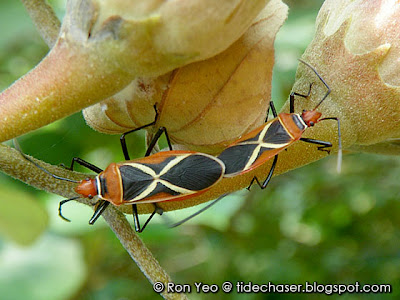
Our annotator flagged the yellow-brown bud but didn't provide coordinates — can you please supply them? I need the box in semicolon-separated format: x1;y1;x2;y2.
284;0;400;156
84;0;288;154
0;0;268;142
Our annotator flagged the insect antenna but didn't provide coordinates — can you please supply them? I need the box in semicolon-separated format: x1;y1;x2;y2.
319;117;343;173
297;61;343;173
169;194;227;228
298;59;331;110
13;139;80;184
14;139;84;221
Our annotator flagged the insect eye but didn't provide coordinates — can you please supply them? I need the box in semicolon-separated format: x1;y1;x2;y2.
302;109;306;113
309;121;314;126
88;195;93;199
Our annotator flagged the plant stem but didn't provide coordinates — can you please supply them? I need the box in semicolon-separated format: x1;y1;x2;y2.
9;3;184;297
0;143;187;299
102;206;188;300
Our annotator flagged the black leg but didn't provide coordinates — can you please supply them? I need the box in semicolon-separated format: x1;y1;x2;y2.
320;117;341;149
300;137;332;153
320;117;342;164
247;155;278;190
118;106;167;230
131;125;172;231
144;127;173;156
290;83;313;113
298;59;331;109
13;139;102;222
132;126;173;230
65;157;104;224
132;203;164;233
120;105;159;160
132;126;172;230
299;117;341;155
88;201;110;225
89;200;165;230
132;204;141;232
265;101;278;122
58;196;80;222
270;101;278;118
120;104;173;159
69;157;103;173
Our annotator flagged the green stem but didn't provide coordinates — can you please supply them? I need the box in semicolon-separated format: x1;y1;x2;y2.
0;143;186;299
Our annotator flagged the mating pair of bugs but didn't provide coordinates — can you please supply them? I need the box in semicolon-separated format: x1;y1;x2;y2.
18;60;342;232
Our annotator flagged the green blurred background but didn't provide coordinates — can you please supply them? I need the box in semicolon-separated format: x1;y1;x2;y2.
0;0;399;299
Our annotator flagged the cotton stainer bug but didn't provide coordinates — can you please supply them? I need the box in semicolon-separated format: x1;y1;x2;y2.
170;60;343;228
217;59;342;190
15;112;226;232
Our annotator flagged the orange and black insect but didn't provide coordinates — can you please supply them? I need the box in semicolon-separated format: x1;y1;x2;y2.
217;59;342;190
17;116;225;232
172;60;343;227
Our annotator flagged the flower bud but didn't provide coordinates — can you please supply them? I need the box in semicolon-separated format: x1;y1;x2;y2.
157;0;400;211
283;0;400;156
84;0;288;154
0;0;268;142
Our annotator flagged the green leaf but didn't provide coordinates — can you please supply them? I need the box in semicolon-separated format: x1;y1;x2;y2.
0;234;86;300
0;184;48;245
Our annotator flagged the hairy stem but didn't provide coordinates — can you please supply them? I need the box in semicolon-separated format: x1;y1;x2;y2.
6;3;181;295
102;206;188;300
0;143;186;299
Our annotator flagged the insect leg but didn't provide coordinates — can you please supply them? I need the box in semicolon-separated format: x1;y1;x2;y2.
300;138;332;153
304;117;342;172
14;140;105;222
66;157;107;224
144;127;173;156
68;157;103;173
265;101;278;122
247;155;278;190
120;103;174;158
290;83;313;113
58;196;80;222
87;196;164;230
132;126;172;231
320;117;342;173
88;201;110;225
132;205;141;232
118;106;171;231
298;59;331;110
89;200;159;230
132;204;164;233
133;125;172;229
300;117;341;155
120;105;159;160
319;117;342;151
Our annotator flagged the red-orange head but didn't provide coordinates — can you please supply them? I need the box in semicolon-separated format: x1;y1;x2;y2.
301;110;322;127
75;178;98;199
